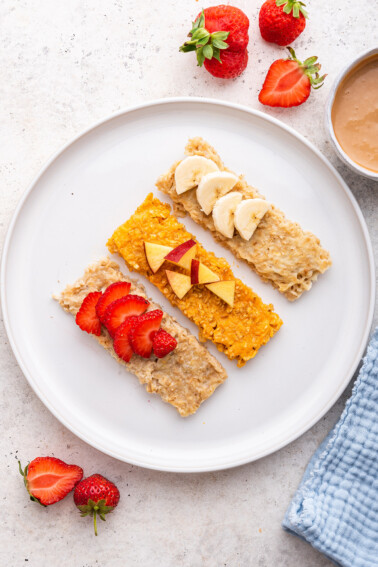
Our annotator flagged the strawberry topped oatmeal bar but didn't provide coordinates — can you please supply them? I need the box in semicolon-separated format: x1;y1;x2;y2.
55;258;227;417
107;194;282;367
156;137;332;301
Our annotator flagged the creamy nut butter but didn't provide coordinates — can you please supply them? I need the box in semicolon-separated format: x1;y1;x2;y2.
331;55;378;172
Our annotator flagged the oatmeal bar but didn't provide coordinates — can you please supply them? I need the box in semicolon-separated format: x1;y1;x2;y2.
156;137;332;301
107;194;282;367
55;258;227;417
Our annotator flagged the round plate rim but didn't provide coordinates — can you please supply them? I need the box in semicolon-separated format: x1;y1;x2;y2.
1;97;375;472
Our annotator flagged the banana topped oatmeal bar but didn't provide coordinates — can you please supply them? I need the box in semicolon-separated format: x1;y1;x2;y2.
55;258;227;417
107;194;282;367
156;137;332;301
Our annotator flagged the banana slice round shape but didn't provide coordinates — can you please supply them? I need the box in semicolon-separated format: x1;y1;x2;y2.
174;156;219;195
234;198;271;241
212;191;243;238
197;171;239;215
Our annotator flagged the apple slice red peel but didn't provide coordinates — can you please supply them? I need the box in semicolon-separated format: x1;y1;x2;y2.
164;239;197;271
191;259;220;285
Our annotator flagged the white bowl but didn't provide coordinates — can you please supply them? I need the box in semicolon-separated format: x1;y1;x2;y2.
325;47;378;181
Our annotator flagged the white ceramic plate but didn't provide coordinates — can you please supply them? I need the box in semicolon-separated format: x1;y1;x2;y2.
1;98;375;472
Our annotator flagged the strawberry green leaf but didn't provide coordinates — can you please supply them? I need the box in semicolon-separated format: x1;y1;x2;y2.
312;73;327;89
192;28;209;41
191;12;204;33
182;38;197;46
196;46;205;67
179;44;197;53
196;36;211;47
203;44;213;60
211;31;230;41
212;38;229;50
212;47;222;63
18;460;28;478
304;56;318;66
276;0;308;19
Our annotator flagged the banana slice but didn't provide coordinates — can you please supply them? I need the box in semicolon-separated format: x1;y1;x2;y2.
197;171;239;215
174;156;219;195
212;192;242;238
234;199;271;241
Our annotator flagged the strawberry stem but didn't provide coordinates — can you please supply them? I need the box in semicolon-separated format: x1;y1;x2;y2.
93;506;98;536
179;9;230;67
77;498;114;536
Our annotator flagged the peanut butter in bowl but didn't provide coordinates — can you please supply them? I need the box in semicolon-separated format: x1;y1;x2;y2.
327;50;378;178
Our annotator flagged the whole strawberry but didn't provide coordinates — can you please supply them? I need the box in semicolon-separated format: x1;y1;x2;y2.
259;0;307;46
19;457;83;506
74;474;120;535
259;47;326;108
198;5;249;52
180;6;249;79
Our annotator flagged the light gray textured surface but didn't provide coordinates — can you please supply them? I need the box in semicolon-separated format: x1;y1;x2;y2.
0;1;376;566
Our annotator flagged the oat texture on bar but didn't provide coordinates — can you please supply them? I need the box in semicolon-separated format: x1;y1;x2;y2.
55;258;227;417
107;194;282;367
156;137;332;301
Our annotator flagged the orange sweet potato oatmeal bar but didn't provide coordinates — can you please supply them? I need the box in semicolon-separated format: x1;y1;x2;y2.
107;194;282;367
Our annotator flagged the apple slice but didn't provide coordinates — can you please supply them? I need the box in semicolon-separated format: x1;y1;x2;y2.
166;270;193;299
206;280;235;307
144;242;173;273
191;259;220;285
164;239;197;271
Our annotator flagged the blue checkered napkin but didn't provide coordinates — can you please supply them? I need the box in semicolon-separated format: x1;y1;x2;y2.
283;327;378;567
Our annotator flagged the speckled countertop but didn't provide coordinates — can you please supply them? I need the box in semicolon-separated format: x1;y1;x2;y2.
0;1;377;566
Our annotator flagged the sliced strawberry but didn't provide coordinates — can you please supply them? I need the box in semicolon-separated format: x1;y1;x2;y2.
96;281;131;323
259;48;326;108
129;310;163;359
113;316;139;363
19;457;83;506
104;295;149;337
75;291;102;336
152;329;177;358
259;59;310;107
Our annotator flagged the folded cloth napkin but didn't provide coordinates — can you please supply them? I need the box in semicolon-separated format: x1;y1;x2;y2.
283;327;378;567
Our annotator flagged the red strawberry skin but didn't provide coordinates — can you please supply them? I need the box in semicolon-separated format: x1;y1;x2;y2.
21;457;83;506
259;59;310;107
96;281;131;323
199;5;249;52
113;316;139;363
152;329;177;358
104;295;149;337
129;310;163;358
76;292;102;336
259;0;306;46
204;49;248;79
74;474;120;508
